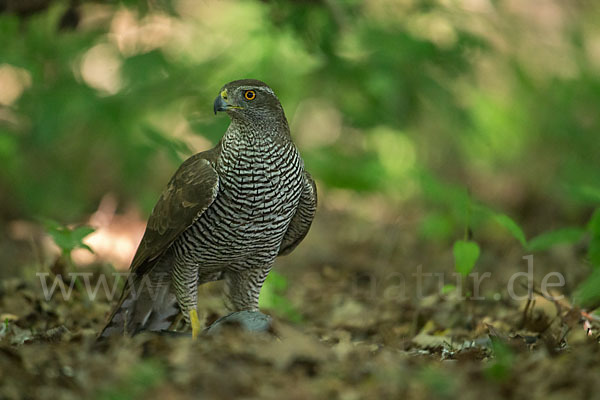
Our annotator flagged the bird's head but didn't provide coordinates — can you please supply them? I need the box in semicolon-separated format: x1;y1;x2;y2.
213;79;285;124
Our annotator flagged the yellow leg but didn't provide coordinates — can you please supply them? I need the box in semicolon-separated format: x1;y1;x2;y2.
190;309;201;340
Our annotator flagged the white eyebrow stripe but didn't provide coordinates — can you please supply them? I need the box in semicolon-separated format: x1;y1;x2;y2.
259;87;274;95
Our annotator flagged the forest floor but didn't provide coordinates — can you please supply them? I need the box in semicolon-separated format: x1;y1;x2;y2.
1;192;599;400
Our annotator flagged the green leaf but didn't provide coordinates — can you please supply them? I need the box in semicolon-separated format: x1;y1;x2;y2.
493;214;527;247
589;209;600;234
589;240;600;269
588;209;600;268
572;268;600;309
527;228;585;252
71;226;95;242
41;219;95;254
453;240;480;277
440;284;456;295
79;243;95;254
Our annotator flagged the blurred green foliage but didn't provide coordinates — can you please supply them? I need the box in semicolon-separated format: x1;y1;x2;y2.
588;209;600;268
96;359;166;400
527;227;585;253
2;1;600;298
42;218;95;256
485;339;515;382
418;366;456;399
259;270;302;323
573;267;600;310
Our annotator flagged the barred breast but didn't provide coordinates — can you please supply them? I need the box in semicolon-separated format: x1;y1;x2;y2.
172;133;304;270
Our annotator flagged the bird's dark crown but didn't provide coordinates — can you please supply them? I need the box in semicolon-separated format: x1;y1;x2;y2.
222;79;272;91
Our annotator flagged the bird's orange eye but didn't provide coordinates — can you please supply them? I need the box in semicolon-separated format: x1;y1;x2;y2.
244;90;256;100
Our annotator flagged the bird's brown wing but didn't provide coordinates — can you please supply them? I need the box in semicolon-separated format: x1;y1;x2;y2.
278;170;317;256
130;148;220;275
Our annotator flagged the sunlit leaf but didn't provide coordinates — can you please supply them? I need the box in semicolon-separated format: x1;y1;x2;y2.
41;219;95;254
71;226;95;242
453;240;480;277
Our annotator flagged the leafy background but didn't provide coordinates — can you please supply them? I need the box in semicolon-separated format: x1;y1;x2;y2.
1;0;600;398
2;0;600;293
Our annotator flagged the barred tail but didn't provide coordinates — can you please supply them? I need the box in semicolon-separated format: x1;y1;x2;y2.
98;270;179;339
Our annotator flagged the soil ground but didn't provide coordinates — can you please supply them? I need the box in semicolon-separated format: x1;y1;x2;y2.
1;192;599;400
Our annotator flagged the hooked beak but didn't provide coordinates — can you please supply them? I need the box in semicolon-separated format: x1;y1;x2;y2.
213;94;228;115
213;89;242;115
